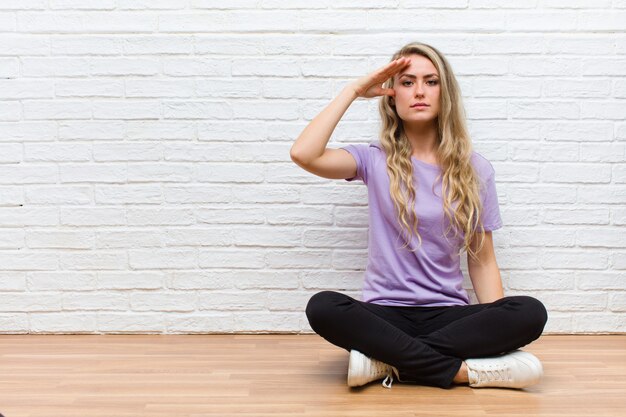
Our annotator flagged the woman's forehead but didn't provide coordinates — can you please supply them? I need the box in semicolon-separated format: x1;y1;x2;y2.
395;55;438;79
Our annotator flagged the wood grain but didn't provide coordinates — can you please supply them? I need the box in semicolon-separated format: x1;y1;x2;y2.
0;334;624;417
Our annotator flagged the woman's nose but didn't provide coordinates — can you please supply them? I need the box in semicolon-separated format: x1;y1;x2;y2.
414;83;425;96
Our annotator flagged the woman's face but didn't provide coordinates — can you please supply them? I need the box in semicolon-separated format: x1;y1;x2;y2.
392;54;441;125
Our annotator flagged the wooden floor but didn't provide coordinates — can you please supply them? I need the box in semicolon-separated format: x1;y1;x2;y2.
0;335;624;417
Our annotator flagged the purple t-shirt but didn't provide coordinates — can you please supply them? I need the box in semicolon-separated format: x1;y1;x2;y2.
341;141;503;307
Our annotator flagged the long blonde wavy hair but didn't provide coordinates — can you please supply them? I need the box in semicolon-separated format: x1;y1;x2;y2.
379;42;487;262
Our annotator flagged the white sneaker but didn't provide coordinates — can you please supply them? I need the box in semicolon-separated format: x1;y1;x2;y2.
465;350;543;389
347;349;399;389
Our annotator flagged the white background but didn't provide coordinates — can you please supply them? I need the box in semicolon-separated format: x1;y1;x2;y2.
0;0;624;333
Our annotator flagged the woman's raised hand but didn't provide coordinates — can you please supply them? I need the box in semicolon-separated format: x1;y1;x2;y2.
349;57;411;99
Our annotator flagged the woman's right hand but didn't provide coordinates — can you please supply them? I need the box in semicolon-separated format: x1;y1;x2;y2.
349;56;411;99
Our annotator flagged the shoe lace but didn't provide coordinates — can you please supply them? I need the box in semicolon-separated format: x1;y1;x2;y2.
382;374;394;389
370;359;395;389
478;367;511;384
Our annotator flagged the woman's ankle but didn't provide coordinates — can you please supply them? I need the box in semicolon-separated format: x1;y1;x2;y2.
453;361;469;384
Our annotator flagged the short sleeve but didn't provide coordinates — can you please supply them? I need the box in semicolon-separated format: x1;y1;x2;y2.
340;143;370;185
480;170;503;232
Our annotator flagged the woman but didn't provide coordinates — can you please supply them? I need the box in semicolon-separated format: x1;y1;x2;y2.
289;42;548;390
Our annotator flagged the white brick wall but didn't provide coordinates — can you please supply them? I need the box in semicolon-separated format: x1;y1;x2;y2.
0;0;624;334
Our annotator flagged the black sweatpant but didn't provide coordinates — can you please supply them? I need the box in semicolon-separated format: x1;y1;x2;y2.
305;290;548;388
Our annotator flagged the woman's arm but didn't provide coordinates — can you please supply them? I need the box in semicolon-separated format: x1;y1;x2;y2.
467;231;504;304
290;57;410;166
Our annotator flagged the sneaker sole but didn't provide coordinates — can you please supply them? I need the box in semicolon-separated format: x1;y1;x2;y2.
509;350;544;387
347;349;365;387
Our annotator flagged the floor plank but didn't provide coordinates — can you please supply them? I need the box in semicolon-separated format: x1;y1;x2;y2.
0;335;624;417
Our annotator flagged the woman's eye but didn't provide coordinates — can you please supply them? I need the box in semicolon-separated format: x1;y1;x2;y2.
402;80;438;86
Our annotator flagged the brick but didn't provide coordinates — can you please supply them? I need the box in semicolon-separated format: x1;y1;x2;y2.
23;100;91;120
609;293;626;312
541;163;611;183
231;185;301;204
59;121;124;140
543;122;613;142
165;312;236;333
0;186;24;206
230;226;301;247
0;292;61;312
93;142;162;161
51;35;121;55
0;229;25;249
540;250;609;269
26;230;94;249
576;228;626;248
300;270;363;291
28;272;97;291
509;101;579;119
131;291;196;312
22;57;90;77
162;58;229;77
332;249;368;270
577;272;626;290
56;79;124;97
99;313;165;333
0;314;29;333
543;208;609;225
538;291;607;312
196;163;264;183
126;121;194;140
95;185;162;204
165;228;232;246
266;206;333;226
303;228;367;248
62;292;128;311
578;185;626;204
97;271;164;290
196;207;265;224
60;251;127;270
0;0;46;10
0;208;58;226
25;143;91;161
50;0;115;10
508;228;576;247
0;272;27;291
96;230;162;249
127;163;193;182
165;185;231;204
234;312;301;332
127;208;194;226
162;101;231;119
0;80;54;99
0;250;59;271
167;271;234;290
507;271;575;291
126;79;195;98
60;208;124;226
0;101;21;121
198;291;267;311
61;164;127;183
0;58;18;78
92;101;160;120
122;35;192;53
129;249;197;269
574;313;626;332
199;249;266;269
1;35;48;55
0;143;22;162
31;313;99;333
